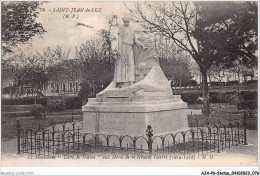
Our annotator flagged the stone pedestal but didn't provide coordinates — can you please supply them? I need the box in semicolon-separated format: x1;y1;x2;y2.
82;95;201;136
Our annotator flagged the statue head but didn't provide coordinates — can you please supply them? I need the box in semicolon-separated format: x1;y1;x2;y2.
122;16;130;27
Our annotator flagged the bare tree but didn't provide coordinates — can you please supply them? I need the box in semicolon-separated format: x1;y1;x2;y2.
127;1;257;115
39;46;73;94
75;38;113;95
127;2;211;115
98;13;119;62
208;64;227;84
156;38;192;87
2;51;48;98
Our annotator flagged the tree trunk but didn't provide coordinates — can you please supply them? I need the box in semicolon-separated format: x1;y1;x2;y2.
237;72;240;92
82;99;87;106
208;74;212;88
92;80;96;95
14;80;20;99
179;72;182;88
201;69;210;116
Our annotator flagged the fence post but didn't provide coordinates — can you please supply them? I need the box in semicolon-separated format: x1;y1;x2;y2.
72;116;75;132
51;118;55;132
146;125;153;155
217;127;220;153
243;111;248;145
191;131;195;152
195;118;200;155
17;120;21;155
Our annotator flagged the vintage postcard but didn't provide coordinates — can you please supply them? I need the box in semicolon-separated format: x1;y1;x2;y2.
1;1;258;175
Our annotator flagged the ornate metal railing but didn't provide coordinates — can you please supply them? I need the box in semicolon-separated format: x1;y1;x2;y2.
16;112;248;157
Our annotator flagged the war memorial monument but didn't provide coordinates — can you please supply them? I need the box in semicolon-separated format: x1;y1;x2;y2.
82;16;201;136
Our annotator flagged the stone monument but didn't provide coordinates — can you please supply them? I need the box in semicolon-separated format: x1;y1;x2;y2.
82;16;201;136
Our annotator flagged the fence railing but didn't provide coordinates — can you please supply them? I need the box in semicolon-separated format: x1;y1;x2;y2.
16;112;248;157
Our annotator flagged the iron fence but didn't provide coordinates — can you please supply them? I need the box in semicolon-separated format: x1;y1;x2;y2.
16;112;248;157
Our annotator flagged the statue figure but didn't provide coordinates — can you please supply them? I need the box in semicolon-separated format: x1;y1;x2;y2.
96;18;172;99
114;16;144;88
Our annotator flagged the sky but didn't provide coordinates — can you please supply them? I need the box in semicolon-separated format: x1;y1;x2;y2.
3;1;200;80
19;1;136;57
6;1;194;60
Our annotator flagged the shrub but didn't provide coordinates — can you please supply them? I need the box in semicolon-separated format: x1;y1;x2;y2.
78;82;90;100
237;91;257;117
246;80;257;85
187;80;198;86
226;81;239;86
226;92;239;105
64;96;82;109
209;92;236;103
239;91;257;101
46;98;66;112
3;111;32;118
181;93;201;104
210;82;225;86
209;92;223;103
237;100;257;111
2;96;85;111
30;106;46;119
180;91;257;107
2;97;48;106
237;100;257;117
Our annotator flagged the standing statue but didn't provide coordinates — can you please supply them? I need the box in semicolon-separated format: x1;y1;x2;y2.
114;16;144;88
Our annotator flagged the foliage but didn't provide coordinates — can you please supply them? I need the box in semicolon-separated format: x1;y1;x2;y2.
209;92;231;103
187;80;198;86
2;96;83;110
157;39;193;87
46;97;66;112
236;91;257;117
1;2;46;54
30;106;46;119
75;39;114;95
246;80;258;85
40;46;73;82
64;96;82;109
77;82;90;100
41;46;71;66
228;60;248;83
226;81;239;86
180;91;257;107
98;14;119;61
22;68;48;91
127;1;211;114
237;100;257;111
2;45;75;98
194;1;257;69
128;2;257;115
181;93;202;104
2;97;48;106
208;64;227;83
2;50;50;98
225;92;239;105
210;82;225;87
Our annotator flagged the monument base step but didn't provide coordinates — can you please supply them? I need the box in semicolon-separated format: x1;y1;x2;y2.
82;98;201;136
